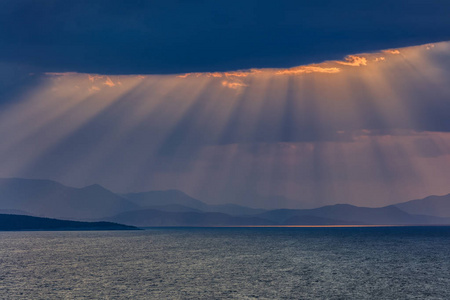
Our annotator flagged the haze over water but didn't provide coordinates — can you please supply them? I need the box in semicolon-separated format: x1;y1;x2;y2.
1;227;449;299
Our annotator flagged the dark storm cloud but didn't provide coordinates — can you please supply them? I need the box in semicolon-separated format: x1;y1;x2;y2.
0;0;449;75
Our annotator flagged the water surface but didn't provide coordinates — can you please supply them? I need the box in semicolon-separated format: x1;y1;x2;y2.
1;227;449;299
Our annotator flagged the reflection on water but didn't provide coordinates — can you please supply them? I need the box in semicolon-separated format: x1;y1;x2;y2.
1;227;450;299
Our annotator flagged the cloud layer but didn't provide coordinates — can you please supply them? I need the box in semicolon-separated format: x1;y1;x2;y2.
1;0;449;74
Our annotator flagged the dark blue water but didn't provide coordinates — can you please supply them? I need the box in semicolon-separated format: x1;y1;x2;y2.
1;227;450;299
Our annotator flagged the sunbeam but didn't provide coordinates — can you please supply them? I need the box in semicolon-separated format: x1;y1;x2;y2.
0;42;449;208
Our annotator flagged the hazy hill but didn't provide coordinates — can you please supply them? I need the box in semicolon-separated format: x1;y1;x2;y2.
123;190;207;209
107;209;277;227
0;178;265;222
1;177;449;226
206;203;267;216
0;178;138;220
394;194;450;218
107;204;450;227
0;214;138;231
123;190;266;215
255;204;449;225
138;204;202;213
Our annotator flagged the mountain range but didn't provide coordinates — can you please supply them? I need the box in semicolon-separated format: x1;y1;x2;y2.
1;178;449;227
0;178;137;220
394;195;450;218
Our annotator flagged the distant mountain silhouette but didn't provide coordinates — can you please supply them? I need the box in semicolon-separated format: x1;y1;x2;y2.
0;214;138;231
107;204;450;227
107;209;277;227
123;190;207;209
255;204;449;225
394;194;450;218
0;178;138;220
206;203;267;216
1;177;449;226
123;190;266;215
137;204;202;213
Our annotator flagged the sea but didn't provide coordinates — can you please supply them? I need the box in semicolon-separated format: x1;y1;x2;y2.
1;227;449;299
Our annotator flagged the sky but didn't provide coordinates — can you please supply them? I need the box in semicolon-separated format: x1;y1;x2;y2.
1;1;450;208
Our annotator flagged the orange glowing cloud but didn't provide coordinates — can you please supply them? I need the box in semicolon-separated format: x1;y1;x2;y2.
88;74;105;82
176;74;190;78
224;71;254;77
178;65;340;79
176;55;375;81
275;65;341;75
104;77;116;87
207;72;223;78
221;80;248;90
336;55;368;67
78;42;444;96
383;49;401;55
179;70;257;79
